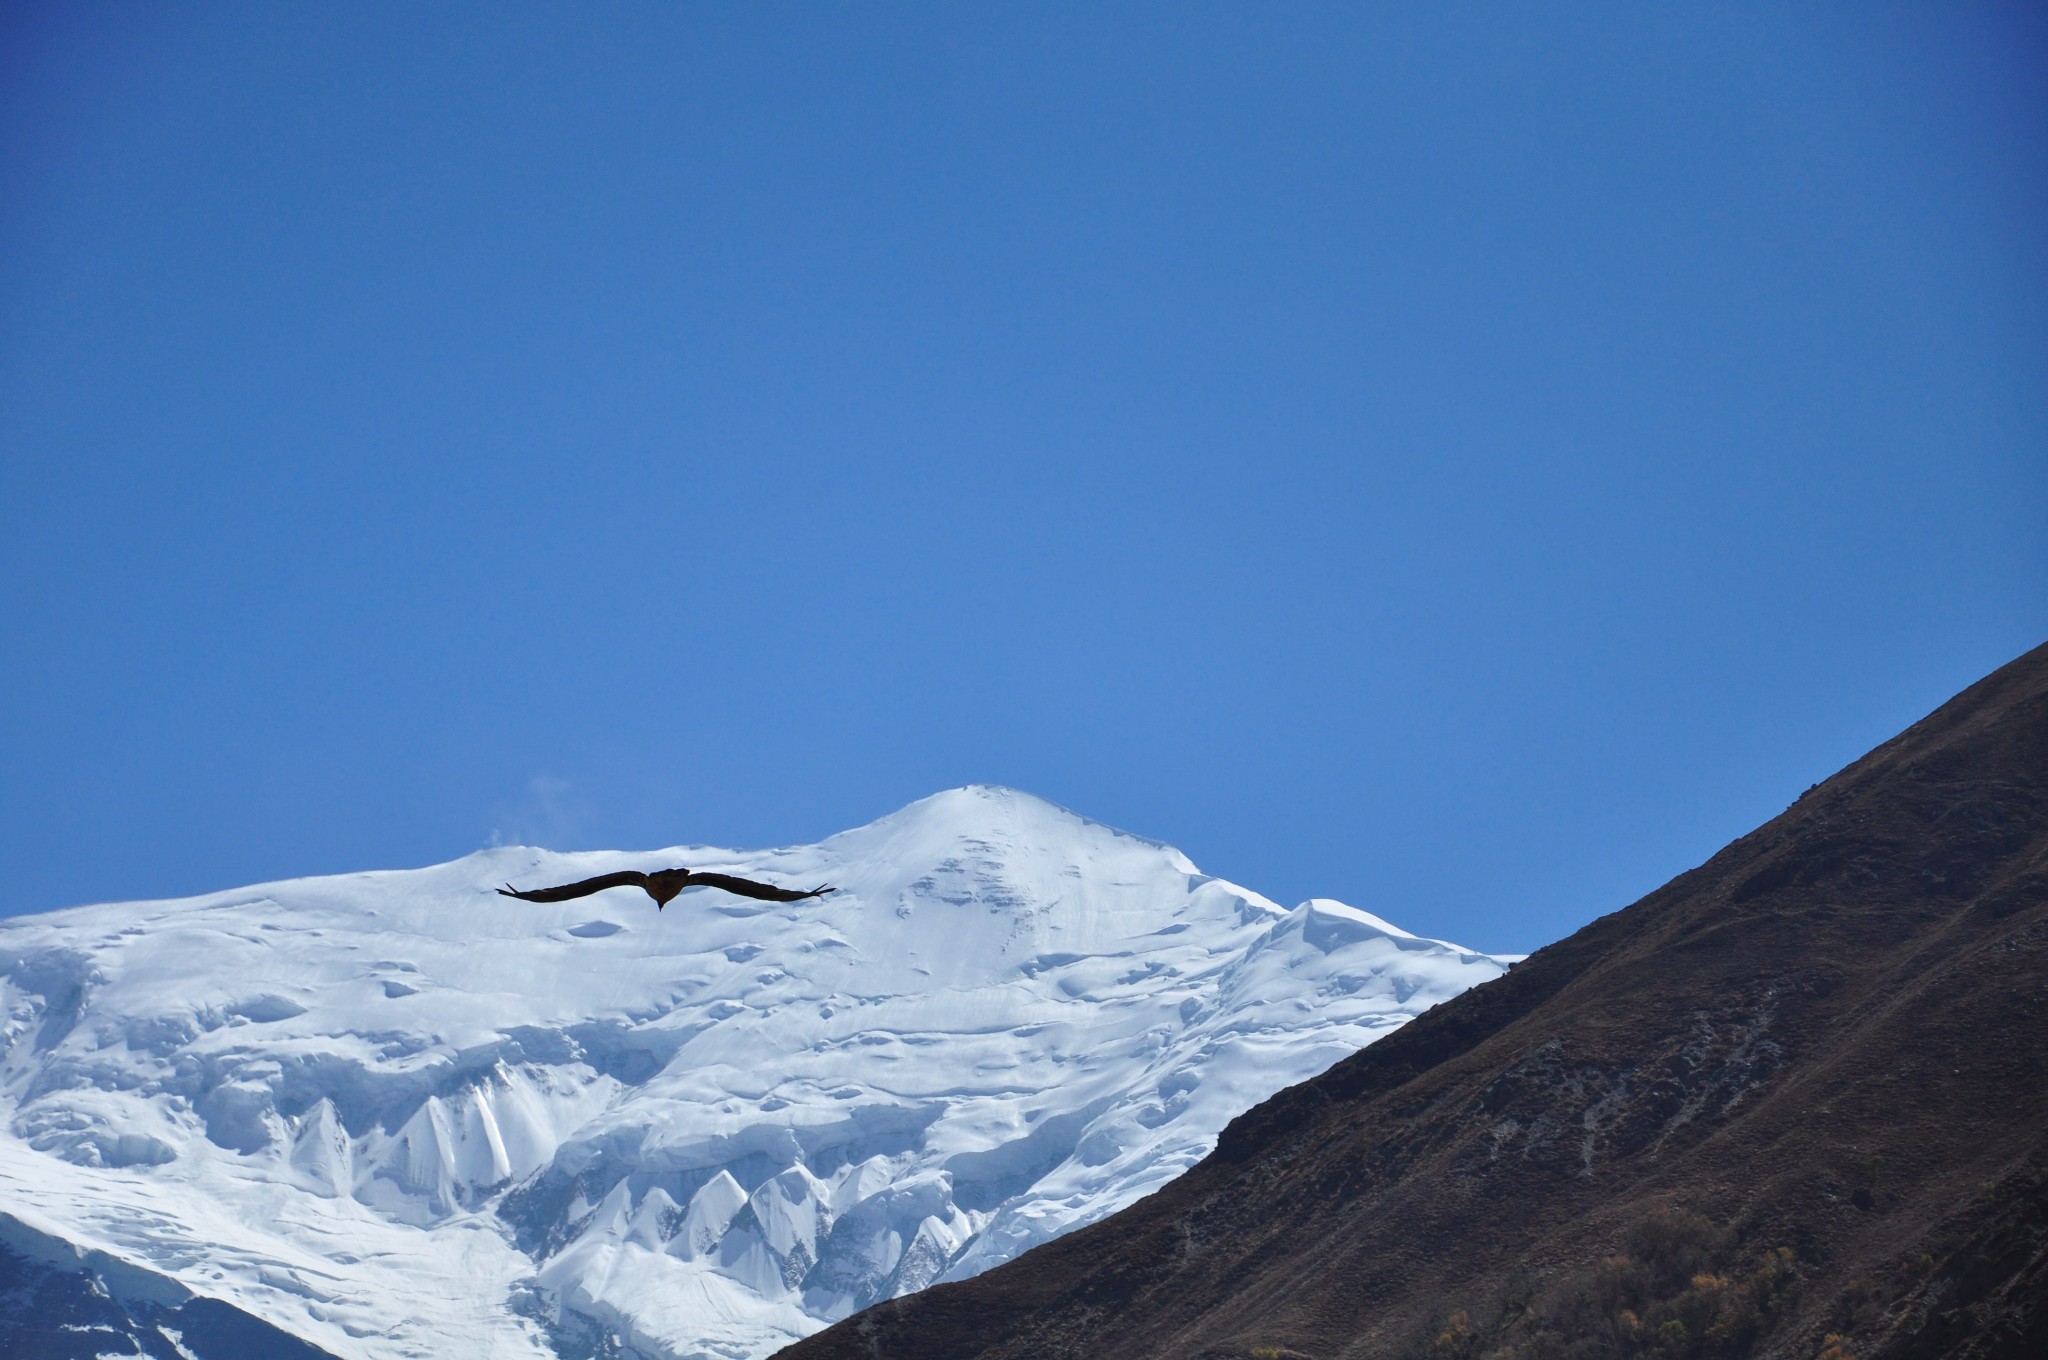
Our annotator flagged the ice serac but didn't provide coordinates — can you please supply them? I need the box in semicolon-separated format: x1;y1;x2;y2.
0;784;1517;1360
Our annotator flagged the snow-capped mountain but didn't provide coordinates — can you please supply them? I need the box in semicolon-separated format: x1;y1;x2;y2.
0;786;1515;1360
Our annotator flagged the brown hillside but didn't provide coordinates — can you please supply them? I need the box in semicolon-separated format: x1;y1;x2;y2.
779;642;2048;1360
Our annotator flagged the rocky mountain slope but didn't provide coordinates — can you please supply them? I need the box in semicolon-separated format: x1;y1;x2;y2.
781;643;2048;1360
0;785;1513;1360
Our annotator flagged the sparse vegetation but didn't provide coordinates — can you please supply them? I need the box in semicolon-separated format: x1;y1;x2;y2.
1408;1206;1803;1360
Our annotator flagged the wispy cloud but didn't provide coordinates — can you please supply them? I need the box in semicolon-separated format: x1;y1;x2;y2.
487;774;595;850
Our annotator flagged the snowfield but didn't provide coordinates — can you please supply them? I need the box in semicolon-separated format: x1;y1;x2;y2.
0;786;1515;1360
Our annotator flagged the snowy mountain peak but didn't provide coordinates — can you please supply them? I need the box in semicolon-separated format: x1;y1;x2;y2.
0;791;1514;1360
835;784;1199;859
818;784;1212;920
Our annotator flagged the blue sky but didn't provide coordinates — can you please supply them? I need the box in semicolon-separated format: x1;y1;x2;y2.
2;3;2042;951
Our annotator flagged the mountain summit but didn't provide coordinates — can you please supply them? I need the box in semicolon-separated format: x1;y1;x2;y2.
782;647;2048;1360
0;784;1512;1360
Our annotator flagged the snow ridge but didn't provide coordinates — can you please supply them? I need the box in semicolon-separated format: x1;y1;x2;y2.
0;786;1515;1360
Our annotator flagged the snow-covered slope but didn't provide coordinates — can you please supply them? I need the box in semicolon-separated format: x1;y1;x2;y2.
0;786;1515;1360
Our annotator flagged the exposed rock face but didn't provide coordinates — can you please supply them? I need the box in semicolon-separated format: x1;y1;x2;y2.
778;642;2048;1360
0;1211;340;1360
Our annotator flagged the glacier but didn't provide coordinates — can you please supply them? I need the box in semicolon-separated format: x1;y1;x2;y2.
0;786;1516;1360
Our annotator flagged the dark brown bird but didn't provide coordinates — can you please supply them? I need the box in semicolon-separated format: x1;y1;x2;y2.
497;869;834;911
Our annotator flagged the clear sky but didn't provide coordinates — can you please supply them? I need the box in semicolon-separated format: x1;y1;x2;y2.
2;3;2043;952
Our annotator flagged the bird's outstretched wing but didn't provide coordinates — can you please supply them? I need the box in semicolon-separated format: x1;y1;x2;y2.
498;870;649;903
682;872;835;903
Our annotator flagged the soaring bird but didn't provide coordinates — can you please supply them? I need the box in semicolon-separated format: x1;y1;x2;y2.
497;869;834;910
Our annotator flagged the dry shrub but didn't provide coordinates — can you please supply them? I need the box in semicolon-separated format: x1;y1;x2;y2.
1407;1206;1802;1360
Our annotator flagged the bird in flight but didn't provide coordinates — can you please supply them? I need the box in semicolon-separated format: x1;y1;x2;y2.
498;869;834;911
